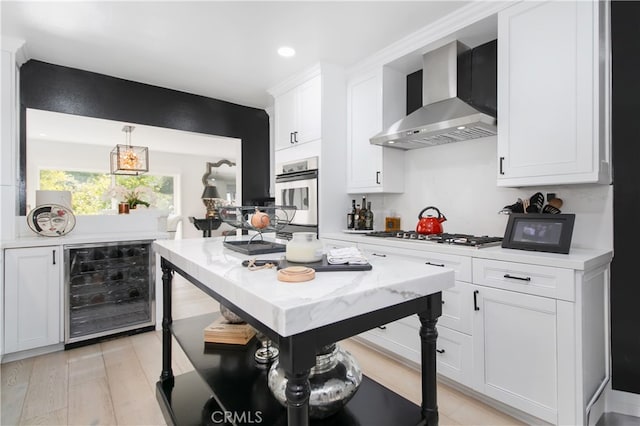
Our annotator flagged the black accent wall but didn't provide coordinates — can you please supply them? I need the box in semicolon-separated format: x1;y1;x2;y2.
19;60;270;214
405;40;497;117
611;1;640;394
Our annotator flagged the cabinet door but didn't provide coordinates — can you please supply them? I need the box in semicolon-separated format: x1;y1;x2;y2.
296;75;321;144
274;87;298;150
347;71;384;191
347;70;404;193
473;285;557;423
4;246;62;353
497;0;607;186
440;281;473;335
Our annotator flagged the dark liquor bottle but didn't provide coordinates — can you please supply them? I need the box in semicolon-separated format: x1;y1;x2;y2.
364;201;374;230
354;204;362;230
347;199;356;229
358;197;367;230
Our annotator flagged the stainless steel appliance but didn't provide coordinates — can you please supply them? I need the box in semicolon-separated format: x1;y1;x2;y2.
365;231;502;248
370;40;497;149
64;240;155;347
275;157;318;239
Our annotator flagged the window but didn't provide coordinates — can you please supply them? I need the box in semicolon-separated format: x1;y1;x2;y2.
39;170;175;215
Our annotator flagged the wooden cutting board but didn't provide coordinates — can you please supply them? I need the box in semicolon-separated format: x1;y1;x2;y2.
203;316;256;345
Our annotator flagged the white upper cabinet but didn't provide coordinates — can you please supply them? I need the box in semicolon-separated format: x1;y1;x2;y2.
273;73;321;151
346;67;404;193
497;0;610;186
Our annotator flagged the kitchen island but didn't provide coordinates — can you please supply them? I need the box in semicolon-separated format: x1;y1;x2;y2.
153;237;454;425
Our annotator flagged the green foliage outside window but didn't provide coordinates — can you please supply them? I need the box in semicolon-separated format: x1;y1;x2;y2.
39;170;174;215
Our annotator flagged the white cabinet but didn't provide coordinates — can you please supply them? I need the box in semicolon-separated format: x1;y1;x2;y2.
273;74;321;151
4;246;63;353
497;0;610;186
346;68;404;193
333;235;609;425
472;284;558;423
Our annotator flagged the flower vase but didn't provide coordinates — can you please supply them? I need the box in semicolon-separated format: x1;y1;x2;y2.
118;202;130;214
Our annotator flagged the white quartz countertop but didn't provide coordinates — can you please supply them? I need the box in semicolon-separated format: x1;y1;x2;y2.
323;233;613;271
1;231;169;249
153;237;454;337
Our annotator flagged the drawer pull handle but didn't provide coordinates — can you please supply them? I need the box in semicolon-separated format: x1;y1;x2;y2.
52;249;56;265
473;290;480;311
372;253;387;257
378;326;386;330
504;274;531;282
425;261;445;267
436;349;445;354
376;171;381;184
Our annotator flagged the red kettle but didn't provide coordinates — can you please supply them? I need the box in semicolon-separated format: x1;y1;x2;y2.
416;206;447;235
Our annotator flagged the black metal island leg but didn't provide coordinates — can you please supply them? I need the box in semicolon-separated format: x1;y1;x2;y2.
285;370;311;426
278;336;317;426
418;292;443;426
160;258;174;386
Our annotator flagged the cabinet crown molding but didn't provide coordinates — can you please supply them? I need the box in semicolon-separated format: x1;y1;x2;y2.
268;62;344;98
1;37;29;66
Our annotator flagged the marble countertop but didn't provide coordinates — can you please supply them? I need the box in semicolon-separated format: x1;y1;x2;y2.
153;236;454;337
1;231;169;249
323;233;613;271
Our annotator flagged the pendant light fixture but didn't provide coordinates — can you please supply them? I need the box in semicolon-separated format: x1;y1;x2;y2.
110;125;149;175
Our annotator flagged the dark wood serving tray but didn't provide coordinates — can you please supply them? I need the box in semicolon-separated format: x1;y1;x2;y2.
277;254;372;272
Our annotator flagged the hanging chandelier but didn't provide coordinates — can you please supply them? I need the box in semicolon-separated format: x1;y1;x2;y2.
110;125;149;175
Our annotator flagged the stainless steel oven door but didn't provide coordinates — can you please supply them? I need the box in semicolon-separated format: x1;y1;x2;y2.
275;173;318;226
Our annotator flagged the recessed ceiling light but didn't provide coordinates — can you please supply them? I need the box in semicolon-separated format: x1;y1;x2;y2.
278;46;296;58
457;126;466;130
388;141;395;144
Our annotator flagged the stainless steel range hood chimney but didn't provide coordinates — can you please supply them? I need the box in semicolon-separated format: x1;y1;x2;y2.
370;41;497;150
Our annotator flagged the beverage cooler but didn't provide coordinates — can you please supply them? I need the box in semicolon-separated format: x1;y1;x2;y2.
64;240;155;346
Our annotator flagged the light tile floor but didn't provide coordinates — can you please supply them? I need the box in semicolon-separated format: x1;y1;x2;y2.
2;275;530;425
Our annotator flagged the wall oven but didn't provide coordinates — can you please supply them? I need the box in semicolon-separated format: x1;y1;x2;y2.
275;157;318;239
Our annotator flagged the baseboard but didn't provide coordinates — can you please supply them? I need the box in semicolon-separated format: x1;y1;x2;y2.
1;343;64;364
606;387;640;418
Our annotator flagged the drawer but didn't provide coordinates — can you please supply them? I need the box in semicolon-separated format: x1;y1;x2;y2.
358;318;421;364
439;281;473;335
472;258;574;301
357;243;472;282
436;326;473;388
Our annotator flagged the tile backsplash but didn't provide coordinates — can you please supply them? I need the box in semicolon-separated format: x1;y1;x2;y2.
360;137;612;250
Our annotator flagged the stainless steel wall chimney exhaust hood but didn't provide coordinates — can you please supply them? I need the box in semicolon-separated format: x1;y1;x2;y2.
370;41;497;150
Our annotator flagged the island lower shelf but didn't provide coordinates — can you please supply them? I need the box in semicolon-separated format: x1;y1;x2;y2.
155;313;424;425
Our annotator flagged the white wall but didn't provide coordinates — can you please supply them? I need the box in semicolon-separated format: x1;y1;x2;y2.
360;137;613;250
28;139;240;240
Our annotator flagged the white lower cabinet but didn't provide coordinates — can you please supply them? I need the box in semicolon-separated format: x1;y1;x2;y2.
4;246;63;353
342;237;609;425
472;284;558;423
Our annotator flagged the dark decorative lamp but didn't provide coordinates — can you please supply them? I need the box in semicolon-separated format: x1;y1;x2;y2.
201;185;222;219
110;125;149;175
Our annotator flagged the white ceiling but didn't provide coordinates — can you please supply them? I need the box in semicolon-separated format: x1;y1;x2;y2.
1;1;470;109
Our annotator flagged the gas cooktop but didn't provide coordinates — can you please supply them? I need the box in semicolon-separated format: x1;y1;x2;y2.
365;231;503;248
